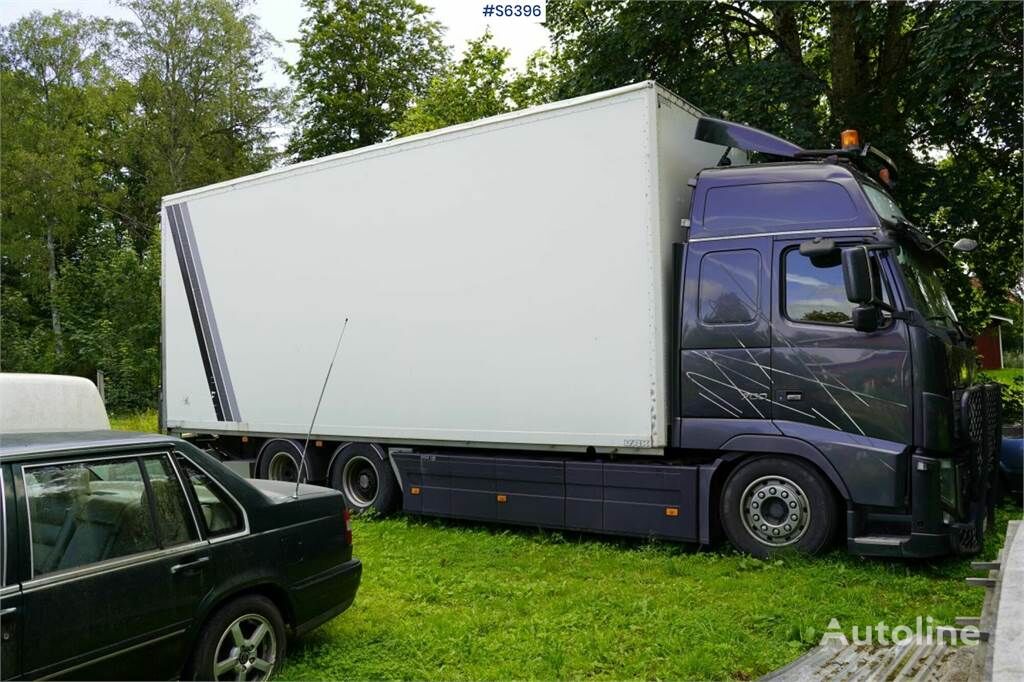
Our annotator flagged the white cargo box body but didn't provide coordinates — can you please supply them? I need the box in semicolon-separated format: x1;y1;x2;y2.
162;82;727;452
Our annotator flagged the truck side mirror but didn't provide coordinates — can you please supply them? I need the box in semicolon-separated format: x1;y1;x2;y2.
851;305;882;333
841;247;874;304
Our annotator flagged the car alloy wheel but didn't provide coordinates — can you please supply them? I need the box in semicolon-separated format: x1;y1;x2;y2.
213;613;277;681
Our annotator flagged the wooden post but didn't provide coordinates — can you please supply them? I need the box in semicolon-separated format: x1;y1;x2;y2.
96;370;106;404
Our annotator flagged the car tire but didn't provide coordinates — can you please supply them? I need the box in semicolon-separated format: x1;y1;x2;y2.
720;456;837;558
329;443;399;515
257;439;307;483
189;595;286;681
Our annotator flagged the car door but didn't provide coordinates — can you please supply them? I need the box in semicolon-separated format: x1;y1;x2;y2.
1;465;23;680
771;238;913;507
15;450;208;680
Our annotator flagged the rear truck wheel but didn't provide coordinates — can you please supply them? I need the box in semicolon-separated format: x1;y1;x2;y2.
329;443;398;515
720;456;837;558
257;439;307;483
190;595;286;681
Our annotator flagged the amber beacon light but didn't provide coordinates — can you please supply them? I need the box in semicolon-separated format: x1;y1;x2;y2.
841;129;861;149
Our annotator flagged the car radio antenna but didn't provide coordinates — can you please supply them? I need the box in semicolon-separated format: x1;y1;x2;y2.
295;317;349;498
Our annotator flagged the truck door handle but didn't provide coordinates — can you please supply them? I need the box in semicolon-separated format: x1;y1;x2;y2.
170;556;210;574
785;391;803;402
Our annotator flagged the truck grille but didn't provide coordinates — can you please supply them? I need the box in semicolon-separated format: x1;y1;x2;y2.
955;383;1002;504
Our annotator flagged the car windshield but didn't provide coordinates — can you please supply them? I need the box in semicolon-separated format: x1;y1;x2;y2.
896;243;959;327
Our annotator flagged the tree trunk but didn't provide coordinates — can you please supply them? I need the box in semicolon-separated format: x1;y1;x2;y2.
46;224;63;357
829;2;861;130
771;3;817;144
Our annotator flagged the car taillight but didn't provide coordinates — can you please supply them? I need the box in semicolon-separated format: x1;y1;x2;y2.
343;506;353;545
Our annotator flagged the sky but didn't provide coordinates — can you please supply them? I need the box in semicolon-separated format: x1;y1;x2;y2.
0;0;552;88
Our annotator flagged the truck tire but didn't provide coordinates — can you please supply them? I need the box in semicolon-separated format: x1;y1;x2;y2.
189;594;285;681
329;443;398;515
257;439;307;483
720;456;836;557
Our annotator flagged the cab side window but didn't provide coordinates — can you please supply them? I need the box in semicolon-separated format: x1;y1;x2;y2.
24;458;158;577
784;247;890;326
174;455;243;537
699;250;760;325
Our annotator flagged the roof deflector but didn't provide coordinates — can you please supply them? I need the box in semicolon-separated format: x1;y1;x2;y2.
695;117;803;158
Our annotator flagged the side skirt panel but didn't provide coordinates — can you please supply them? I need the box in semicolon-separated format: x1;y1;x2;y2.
390;452;700;541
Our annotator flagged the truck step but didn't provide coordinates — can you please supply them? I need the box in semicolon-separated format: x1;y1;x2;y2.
851;535;907;546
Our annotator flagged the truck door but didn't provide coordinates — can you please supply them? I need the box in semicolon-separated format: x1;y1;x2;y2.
770;238;913;507
679;237;773;426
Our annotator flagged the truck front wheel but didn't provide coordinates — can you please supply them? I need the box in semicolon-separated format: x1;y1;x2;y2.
720;456;837;557
329;443;399;515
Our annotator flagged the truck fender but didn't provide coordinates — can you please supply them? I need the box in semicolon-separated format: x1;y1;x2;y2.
696;436;851;546
717;434;852;501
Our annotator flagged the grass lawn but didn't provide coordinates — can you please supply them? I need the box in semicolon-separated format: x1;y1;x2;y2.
111;411;1022;680
984;367;1023;385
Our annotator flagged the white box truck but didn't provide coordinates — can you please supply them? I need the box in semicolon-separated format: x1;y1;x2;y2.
163;81;998;557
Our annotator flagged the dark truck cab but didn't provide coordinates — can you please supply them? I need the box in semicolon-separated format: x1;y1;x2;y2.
672;120;1001;557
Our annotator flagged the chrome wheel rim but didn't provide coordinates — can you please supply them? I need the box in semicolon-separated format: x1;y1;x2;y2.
213;613;276;681
342;455;378;508
740;475;811;547
267;452;298;482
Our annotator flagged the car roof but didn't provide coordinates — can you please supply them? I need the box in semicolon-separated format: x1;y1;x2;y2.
0;430;181;462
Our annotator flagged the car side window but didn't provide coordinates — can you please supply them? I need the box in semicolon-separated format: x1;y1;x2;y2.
142;455;199;547
784;247;890;326
24;458;159;577
174;455;243;537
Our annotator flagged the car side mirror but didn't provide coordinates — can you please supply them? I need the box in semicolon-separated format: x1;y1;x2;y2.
841;247;874;304
851;305;882;333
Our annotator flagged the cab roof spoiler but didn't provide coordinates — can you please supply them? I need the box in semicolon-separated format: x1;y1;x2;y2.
695;117;899;187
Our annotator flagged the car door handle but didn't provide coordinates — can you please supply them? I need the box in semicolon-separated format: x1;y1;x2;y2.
170;556;210;574
785;391;803;402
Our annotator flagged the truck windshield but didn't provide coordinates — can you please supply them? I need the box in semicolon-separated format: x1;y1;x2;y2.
862;184;906;223
862;183;960;327
896;243;959;327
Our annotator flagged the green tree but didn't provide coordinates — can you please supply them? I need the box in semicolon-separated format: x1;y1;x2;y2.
395;32;556;136
2;2;282;410
117;0;284;254
545;0;1022;333
286;0;446;159
0;11;124;361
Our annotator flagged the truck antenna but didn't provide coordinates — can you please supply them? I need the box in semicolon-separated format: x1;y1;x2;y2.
294;317;349;499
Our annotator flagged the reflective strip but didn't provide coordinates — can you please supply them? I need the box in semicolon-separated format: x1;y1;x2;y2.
165;202;240;422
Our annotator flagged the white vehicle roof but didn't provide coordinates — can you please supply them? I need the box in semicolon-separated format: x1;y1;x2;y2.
0;373;110;433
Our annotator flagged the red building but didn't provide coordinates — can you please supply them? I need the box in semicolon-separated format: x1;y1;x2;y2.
976;315;1011;370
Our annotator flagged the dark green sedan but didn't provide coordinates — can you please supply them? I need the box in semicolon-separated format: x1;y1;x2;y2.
0;430;362;680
